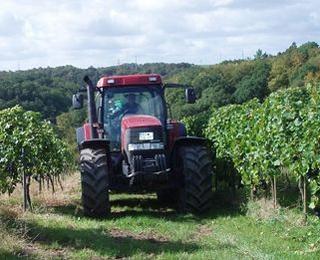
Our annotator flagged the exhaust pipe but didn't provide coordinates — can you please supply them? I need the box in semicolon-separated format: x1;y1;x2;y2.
84;76;98;138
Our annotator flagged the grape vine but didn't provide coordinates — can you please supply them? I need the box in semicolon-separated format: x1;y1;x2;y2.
203;83;320;215
0;106;72;209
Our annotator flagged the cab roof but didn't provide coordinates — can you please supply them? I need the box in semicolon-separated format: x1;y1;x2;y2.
97;74;162;88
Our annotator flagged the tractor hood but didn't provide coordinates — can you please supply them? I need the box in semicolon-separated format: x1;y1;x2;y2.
121;115;162;130
121;115;164;153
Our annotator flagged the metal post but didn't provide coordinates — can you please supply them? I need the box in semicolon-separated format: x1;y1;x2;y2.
22;148;27;211
304;175;307;223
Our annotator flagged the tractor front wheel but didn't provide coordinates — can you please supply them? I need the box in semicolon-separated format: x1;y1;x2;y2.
80;148;110;217
178;145;213;213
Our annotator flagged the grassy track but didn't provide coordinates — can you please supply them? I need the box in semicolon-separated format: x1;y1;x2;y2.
0;175;320;259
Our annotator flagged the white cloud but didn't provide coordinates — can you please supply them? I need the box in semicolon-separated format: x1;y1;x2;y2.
0;0;319;70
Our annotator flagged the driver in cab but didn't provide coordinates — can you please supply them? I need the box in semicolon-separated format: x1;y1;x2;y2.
106;93;144;149
110;93;143;120
122;93;143;115
113;94;142;117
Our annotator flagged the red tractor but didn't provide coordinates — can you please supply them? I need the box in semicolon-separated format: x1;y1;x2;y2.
73;74;213;217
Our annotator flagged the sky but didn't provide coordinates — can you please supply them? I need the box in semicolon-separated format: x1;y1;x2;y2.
0;0;319;71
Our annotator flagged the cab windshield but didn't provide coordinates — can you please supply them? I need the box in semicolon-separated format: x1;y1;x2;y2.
103;86;165;151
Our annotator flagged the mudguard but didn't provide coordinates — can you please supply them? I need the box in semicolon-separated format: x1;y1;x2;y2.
79;139;110;150
76;127;85;145
76;123;92;145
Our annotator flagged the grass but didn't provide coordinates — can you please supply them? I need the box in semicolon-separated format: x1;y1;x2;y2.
0;175;320;259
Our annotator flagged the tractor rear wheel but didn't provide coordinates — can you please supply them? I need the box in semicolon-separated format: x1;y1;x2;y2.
178;145;213;213
80;148;110;217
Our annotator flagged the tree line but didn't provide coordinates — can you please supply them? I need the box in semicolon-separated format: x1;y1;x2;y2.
167;41;320;119
1;42;319;126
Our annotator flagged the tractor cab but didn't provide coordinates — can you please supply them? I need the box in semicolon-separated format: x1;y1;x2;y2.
101;81;166;151
100;76;168;178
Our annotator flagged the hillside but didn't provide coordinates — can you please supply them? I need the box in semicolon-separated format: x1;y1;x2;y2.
166;41;320;119
1;42;319;124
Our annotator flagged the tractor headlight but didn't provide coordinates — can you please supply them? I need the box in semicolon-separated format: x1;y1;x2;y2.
128;142;164;151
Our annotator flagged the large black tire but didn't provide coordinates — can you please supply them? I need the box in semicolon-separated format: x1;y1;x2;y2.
178;145;213;213
80;148;110;217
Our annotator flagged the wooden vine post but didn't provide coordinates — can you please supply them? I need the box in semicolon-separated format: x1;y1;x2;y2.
274;175;277;208
21;147;28;211
303;175;307;223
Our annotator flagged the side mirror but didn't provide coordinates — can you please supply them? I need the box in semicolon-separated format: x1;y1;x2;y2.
185;88;196;104
72;93;83;109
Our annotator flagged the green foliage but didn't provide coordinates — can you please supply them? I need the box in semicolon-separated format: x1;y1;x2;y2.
0;106;72;193
167;42;320;120
205;83;320;208
181;112;210;137
56;108;86;161
268;42;320;91
233;60;270;103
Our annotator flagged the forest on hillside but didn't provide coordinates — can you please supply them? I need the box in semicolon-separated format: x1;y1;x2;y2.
1;42;319;121
166;41;320;119
0;41;319;146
